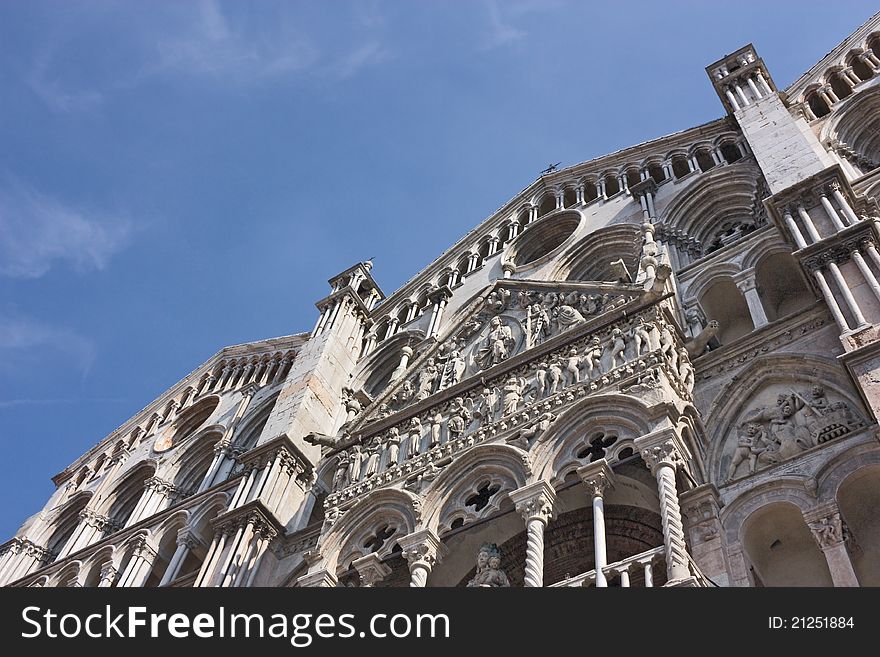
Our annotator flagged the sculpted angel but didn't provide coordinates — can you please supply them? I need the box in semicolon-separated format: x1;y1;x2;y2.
476;317;515;369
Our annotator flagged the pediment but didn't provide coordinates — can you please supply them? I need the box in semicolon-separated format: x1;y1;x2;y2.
357;279;642;425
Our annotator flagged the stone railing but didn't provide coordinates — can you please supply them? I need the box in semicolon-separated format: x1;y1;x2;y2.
548;546;666;588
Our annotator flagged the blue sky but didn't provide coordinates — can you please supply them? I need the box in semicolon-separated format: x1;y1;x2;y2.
0;1;876;539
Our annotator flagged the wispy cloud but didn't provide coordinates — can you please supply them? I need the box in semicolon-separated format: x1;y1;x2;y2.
0;178;132;279
27;49;103;113
482;0;526;50
0;313;97;378
154;0;319;80
331;41;390;80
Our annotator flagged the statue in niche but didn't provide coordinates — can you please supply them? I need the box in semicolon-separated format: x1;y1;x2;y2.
608;328;628;368
347;444;363;484
438;349;467;390
565;347;582;386
332;450;350;491
476;317;515;370
632;317;654;355
363;439;382;479
467;543;510;587
474;387;500;426
429;412;443;449
384;427;401;469
501;376;531;416
583;337;603;379
415;358;440;401
406;417;423;459
447;397;473;440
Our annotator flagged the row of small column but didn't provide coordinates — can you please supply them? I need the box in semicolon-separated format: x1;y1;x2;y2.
200;356;292;397
723;69;773;111
803;53;880;120
0;540;53;586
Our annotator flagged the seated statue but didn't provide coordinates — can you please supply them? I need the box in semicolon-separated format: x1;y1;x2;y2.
467;543;510;587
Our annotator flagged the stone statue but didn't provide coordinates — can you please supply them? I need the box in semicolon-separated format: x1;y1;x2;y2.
438;350;467;390
534;361;549;398
363;440;382;478
477;317;515;370
347;444;363;484
632;317;654;355
552;300;586;335
501;376;529;416
583;336;602;379
384;427;401;468
528;303;551;346
406;417;423;459
415;358;440;401
332;450;350;491
726;423;775;480
548;359;564;394
659;324;679;372
685;320;719;358
447;397;473;440
565;347;581;386
475;387;500;426
429;411;443;449
467;543;510;587
608;328;627;368
392;380;415;407
677;347;695;392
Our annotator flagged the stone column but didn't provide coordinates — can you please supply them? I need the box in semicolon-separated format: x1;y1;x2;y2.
159;529;203;586
830;182;860;226
353;553;392;587
635;429;692;584
804;503;859;587
502;262;516;279
828;261;869;328
577;460;615;587
852;247;880;304
796;204;822;243
510;480;556;587
681;484;731;587
390;346;413;382
399;529;446;587
97;562;118;588
813;269;852;333
818;189;846;231
734;271;769;328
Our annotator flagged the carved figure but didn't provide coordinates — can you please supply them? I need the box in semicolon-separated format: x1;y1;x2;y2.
632;317;654;355
406;417;423;459
548;359;564;394
534;361;549;398
501;376;530;416
384;427;401;468
565;347;581;386
583;336;603;379
415;358;440;400
477;317;515;369
467;543;510;587
332;451;350;491
347;444;363;483
447;397;473;440
438;350;467;390
429;411;443;449
363;440;381;478
659;324;679;372
609;328;627;368
677;347;695;392
475;387;500;426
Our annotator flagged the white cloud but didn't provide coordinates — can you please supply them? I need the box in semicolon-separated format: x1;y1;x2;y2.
331;42;390;80
0;313;97;378
27;49;104;113
0;178;132;279
482;0;527;50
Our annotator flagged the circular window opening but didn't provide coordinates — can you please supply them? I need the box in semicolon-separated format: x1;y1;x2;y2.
512;213;581;267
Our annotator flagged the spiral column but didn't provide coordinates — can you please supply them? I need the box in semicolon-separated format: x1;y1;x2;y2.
399;529;446;588
510;481;556;587
635;429;692;583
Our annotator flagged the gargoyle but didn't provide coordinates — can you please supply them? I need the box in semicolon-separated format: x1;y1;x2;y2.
685;319;719;358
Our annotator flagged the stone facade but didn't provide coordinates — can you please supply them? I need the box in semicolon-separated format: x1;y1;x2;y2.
4;15;880;589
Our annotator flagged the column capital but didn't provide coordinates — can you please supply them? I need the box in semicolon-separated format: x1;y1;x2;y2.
509;480;557;524
398;529;446;570
176;528;206;551
352;552;392;587
803;502;847;549
634;428;689;474
297;569;338;587
576;458;616;497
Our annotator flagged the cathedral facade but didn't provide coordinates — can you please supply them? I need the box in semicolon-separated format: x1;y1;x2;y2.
4;14;880;589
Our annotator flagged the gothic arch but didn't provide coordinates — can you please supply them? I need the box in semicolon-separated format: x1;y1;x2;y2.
96;460;157;527
351;329;424;399
503;209;584;273
317;488;421;575
36;490;92;557
232;393;279;452
531;393;655;483
422;444;530;534
821;84;880;173
814;442;880;502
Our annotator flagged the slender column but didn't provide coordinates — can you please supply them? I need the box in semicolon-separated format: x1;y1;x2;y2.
828;261;869;328
826;86;840;103
819;88;835;108
390;346;413;382
725;87;740;111
241;536;270;588
575;185;585;205
619;566;631;587
528;205;538;224
97;563;118;587
159;531;200;586
864;241;880;271
598;179;607;200
194;531;224;587
273;357;291;383
804;504;859;587
510;481;556;588
819;190;846;231
353;553;392;587
796;204;822;242
830;184;860;225
642;560;654;587
502;263;516;279
852;249;880;304
578;460;615;588
399;529;446;588
735;273;769;328
755;70;772;95
813;269;851;333
746;75;761;100
734;82;749;107
635;430;692;583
